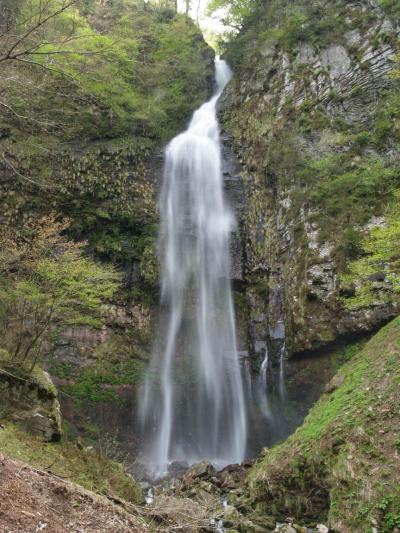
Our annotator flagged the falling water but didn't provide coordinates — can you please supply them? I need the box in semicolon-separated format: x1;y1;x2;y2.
279;342;287;400
140;59;247;477
258;347;272;420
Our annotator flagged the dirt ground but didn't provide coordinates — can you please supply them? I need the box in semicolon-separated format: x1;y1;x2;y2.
0;454;149;533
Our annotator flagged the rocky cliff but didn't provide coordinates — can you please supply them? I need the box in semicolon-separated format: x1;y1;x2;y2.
220;0;400;359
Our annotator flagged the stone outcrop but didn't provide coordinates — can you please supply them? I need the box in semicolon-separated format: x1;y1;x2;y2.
0;355;61;441
220;0;400;357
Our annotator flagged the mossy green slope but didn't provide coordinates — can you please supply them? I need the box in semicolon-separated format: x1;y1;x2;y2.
246;317;400;532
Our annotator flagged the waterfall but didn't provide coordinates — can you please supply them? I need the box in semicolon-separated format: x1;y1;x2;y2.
140;58;247;477
279;342;287;400
258;347;272;421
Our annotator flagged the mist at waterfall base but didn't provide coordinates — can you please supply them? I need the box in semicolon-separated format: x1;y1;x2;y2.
138;60;310;479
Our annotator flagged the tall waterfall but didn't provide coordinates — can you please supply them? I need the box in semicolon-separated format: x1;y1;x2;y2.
140;59;247;477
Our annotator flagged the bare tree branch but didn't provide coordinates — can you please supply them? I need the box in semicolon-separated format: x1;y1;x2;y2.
1;153;59;190
1;0;77;62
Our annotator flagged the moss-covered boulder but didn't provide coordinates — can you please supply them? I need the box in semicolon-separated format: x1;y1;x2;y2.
0;351;61;442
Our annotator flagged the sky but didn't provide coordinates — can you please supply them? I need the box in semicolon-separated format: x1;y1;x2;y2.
176;0;227;35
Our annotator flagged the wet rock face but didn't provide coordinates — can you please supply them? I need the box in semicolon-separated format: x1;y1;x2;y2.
220;0;400;356
0;365;61;441
221;130;245;282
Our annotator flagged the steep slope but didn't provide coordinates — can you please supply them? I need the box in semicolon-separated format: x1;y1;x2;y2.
244;316;400;532
220;0;400;358
0;454;148;532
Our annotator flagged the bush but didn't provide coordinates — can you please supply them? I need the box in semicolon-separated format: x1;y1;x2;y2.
341;191;400;309
0;216;120;372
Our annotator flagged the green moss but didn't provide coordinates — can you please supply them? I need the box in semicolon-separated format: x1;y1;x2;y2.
50;334;146;407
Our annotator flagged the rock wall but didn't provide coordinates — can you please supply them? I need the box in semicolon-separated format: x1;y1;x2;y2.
0;355;61;442
220;0;400;358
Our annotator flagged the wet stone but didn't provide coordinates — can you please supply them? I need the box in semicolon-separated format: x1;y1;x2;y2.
168;460;189;478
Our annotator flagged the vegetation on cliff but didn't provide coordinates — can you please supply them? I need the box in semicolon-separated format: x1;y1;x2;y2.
0;2;213;366
219;0;400;352
0;0;213;263
0;0;214;472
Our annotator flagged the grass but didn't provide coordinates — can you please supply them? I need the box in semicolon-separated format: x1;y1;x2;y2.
0;422;143;504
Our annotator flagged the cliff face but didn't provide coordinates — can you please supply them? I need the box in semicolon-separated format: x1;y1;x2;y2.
220;0;400;357
0;0;214;453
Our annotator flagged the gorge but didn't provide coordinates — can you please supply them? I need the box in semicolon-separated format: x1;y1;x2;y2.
0;0;399;531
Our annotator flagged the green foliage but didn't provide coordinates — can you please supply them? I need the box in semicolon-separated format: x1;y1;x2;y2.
0;217;121;371
337;228;364;260
342;192;400;309
372;90;400;147
0;0;212;270
7;0;212;140
60;356;144;407
217;0;352;61
308;156;399;223
207;0;258;30
377;0;400;18
63;371;125;406
259;6;310;51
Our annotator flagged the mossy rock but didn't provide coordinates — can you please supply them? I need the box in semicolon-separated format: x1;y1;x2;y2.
0;352;61;442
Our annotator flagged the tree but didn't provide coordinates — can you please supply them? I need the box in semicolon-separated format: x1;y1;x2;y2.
0;0;110;127
207;0;257;30
0;216;121;372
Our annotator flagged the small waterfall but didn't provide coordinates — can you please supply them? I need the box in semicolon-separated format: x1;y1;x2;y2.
279;342;287;400
140;59;247;477
258;347;272;420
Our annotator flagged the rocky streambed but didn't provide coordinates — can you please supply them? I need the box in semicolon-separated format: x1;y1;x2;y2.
139;460;331;533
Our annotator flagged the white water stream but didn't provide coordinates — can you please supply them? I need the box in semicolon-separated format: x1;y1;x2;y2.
140;59;247;477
